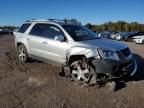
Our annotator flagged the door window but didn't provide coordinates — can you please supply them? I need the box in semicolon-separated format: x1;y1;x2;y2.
18;23;31;33
29;23;64;39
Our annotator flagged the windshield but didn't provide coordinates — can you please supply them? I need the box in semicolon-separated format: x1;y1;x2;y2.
62;25;98;41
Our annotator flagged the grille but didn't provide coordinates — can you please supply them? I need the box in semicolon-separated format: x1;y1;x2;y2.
116;51;125;60
120;48;131;57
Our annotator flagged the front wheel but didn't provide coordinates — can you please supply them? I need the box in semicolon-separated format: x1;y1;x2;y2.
69;58;97;85
17;45;28;63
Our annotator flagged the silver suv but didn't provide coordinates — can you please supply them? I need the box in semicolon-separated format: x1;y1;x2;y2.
15;19;137;84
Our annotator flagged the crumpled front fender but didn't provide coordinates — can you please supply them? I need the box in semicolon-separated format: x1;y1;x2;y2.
67;46;99;59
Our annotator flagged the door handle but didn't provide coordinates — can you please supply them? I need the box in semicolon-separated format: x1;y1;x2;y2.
42;42;48;44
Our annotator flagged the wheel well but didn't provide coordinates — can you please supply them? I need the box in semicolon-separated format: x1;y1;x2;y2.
16;43;26;52
17;42;24;47
68;55;86;66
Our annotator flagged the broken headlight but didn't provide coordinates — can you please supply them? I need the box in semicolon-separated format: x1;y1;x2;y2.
97;48;119;61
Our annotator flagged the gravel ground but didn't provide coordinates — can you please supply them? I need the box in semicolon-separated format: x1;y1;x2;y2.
0;35;144;108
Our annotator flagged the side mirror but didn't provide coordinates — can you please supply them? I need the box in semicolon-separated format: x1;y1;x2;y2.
54;35;65;42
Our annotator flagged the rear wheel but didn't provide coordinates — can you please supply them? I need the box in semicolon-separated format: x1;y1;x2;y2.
70;58;96;85
17;45;28;63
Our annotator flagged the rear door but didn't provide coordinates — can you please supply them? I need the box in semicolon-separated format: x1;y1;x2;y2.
16;23;31;37
26;23;47;57
15;23;31;47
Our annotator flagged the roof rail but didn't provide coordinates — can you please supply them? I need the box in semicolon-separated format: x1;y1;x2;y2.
47;19;69;23
47;19;81;25
26;19;51;22
26;19;81;25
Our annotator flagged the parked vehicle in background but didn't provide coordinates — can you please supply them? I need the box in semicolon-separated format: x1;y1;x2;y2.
115;32;130;41
132;35;144;44
15;19;137;85
110;32;144;41
123;32;144;41
0;29;13;35
9;30;13;35
13;29;18;36
110;32;119;40
113;32;123;40
98;32;111;39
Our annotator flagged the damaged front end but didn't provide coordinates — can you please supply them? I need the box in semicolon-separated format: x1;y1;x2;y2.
92;47;137;83
67;46;137;85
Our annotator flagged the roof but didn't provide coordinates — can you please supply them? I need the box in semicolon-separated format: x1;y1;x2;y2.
26;19;81;25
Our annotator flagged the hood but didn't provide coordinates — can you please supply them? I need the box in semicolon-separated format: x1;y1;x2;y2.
132;35;144;39
80;38;127;51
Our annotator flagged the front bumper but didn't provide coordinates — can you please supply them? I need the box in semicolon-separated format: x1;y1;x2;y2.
93;58;137;79
133;38;142;43
116;36;122;40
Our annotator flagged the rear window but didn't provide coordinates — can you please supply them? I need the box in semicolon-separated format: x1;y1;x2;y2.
18;23;31;33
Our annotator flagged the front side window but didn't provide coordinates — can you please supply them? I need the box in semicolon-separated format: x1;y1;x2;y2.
29;23;64;39
18;23;31;33
62;25;98;41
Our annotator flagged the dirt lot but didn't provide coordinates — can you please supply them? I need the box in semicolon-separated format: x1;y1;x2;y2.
0;35;144;108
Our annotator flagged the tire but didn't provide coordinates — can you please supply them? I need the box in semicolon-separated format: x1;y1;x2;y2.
17;45;28;63
142;39;144;44
69;58;97;85
124;37;128;41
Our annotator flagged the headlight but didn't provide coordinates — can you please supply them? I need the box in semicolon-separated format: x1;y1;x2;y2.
97;48;119;61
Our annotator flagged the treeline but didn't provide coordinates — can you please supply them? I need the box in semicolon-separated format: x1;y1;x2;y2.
85;21;144;32
1;20;144;32
0;26;18;30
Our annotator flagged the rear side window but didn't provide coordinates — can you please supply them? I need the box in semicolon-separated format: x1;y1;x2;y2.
18;24;31;33
29;23;64;39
